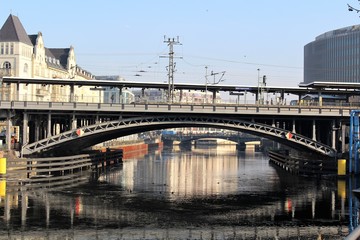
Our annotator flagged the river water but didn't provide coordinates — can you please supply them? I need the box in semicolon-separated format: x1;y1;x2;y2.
0;144;358;239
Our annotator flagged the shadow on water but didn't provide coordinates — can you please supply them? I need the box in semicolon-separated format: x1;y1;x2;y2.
0;146;357;239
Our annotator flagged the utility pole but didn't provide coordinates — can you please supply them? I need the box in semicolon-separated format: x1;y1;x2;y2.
162;36;181;103
205;69;225;104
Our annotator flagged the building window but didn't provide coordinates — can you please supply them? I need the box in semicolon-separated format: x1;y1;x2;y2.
3;61;11;69
5;44;8;54
0;44;3;54
10;43;13;54
24;63;28;73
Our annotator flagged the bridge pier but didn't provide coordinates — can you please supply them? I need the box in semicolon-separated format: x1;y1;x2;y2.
312;120;316;141
47;113;51;138
22;113;28;147
236;143;246;151
5;112;12;151
71;113;77;130
162;139;174;148
179;140;191;149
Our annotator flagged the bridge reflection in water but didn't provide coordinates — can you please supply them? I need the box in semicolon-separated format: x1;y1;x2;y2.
0;145;356;239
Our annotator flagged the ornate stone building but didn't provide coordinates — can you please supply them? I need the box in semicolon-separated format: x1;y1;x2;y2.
0;14;97;102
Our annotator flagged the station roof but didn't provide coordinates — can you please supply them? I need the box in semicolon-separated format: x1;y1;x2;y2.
2;77;360;96
299;81;360;89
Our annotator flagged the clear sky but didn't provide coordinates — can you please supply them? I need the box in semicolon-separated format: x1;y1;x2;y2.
0;1;359;87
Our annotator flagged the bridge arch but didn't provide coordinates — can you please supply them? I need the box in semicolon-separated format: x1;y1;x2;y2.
22;115;336;157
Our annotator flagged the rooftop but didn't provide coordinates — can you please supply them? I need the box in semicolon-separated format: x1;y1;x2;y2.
315;24;360;41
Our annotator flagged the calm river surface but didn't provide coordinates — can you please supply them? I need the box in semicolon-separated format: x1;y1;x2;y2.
0;145;358;239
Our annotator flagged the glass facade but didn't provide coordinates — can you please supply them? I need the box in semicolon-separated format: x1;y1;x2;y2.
304;25;360;83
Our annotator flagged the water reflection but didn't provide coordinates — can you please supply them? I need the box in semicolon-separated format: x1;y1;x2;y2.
105;145;281;199
0;145;357;239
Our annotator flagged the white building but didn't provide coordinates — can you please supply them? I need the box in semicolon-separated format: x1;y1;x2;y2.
0;14;98;102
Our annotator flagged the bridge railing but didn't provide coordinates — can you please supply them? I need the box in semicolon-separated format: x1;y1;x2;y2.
7;150;123;180
0;100;356;116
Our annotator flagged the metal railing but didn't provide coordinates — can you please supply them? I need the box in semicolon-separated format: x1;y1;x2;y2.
0;100;355;117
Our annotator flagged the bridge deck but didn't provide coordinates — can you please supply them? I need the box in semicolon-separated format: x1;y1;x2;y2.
0;101;353;117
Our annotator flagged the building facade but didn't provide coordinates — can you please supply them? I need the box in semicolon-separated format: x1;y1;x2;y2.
0;14;98;102
304;25;360;84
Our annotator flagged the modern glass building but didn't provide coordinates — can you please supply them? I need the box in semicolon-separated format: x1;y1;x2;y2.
304;25;360;84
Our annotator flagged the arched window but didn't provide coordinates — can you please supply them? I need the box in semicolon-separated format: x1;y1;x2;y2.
24;63;28;73
3;61;11;69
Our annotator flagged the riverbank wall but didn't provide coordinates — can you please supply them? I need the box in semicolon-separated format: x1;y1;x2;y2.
268;150;337;176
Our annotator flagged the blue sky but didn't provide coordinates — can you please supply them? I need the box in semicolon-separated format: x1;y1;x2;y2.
1;1;359;87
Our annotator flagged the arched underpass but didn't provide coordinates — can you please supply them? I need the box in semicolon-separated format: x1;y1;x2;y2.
22;115;337;158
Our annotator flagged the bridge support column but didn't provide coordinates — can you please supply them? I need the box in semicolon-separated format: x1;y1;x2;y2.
22;113;28;146
34;117;40;142
312;120;317;141
47;113;52;138
292;120;296;133
332;120;336;149
237;142;246;151
6;112;12;151
179;89;183;102
341;122;346;153
118;87;123;104
318;91;323;107
16;82;20;101
69;84;75;102
71;114;77;130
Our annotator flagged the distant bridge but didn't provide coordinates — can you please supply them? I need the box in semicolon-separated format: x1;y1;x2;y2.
161;132;261;144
